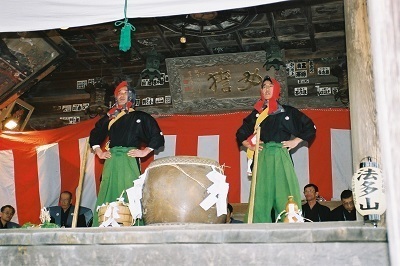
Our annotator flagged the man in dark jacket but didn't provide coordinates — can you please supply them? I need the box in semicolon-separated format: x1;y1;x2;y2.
331;189;356;221
226;203;243;223
0;205;20;229
48;191;93;227
302;184;330;222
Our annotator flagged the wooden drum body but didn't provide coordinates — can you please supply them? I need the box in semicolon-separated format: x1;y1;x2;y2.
142;156;227;224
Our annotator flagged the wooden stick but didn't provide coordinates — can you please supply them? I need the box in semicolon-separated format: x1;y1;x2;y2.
72;138;90;228
247;126;261;224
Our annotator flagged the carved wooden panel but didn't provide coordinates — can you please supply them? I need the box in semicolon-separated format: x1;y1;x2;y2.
166;51;280;113
0;32;66;108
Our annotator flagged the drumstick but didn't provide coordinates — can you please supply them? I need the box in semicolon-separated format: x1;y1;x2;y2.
72;138;90;228
247;126;261;224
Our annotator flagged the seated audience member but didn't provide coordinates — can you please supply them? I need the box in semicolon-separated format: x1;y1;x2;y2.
47;191;93;227
0;205;21;229
331;189;356;221
302;184;330;222
226;203;243;223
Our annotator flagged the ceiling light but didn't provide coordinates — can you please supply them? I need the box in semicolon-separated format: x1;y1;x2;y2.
180;24;186;44
180;36;186;44
4;119;18;130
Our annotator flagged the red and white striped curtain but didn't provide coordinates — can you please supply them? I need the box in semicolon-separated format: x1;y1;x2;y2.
0;109;350;225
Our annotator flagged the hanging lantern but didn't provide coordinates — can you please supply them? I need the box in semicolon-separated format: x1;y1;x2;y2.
263;36;285;71
352;156;386;226
140;50;163;81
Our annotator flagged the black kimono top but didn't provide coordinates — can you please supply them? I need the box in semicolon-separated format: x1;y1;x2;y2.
236;104;316;145
0;221;20;229
302;202;331;222
330;205;356;221
89;110;165;150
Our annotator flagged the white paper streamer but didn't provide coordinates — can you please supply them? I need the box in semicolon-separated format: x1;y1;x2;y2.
126;169;148;220
39;207;51;224
99;202;121;227
247;159;253;176
199;166;229;216
286;208;304;223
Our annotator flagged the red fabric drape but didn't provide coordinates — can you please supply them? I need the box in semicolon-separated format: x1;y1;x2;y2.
0;109;350;224
303;109;351;200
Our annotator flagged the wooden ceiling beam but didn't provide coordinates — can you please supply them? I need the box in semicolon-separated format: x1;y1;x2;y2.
26;94;90;105
199;37;213;54
266;12;277;38
303;6;317;52
81;30;120;67
285;47;346;59
233;32;245;52
154;24;178;56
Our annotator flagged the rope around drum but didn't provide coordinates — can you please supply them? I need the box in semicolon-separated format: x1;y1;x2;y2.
166;164;207;189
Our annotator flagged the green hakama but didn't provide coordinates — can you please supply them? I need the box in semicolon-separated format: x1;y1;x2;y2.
92;146;140;226
248;142;302;223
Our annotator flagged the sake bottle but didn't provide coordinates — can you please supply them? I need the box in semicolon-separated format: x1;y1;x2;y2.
284;195;299;223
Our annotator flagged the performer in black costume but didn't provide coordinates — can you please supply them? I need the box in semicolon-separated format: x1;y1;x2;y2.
89;81;164;226
236;76;316;223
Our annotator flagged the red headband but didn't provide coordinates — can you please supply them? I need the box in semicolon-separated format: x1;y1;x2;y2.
114;81;128;96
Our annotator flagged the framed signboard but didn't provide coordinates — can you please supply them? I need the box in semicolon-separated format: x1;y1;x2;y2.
1;98;34;131
166;51;285;113
0;31;67;108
